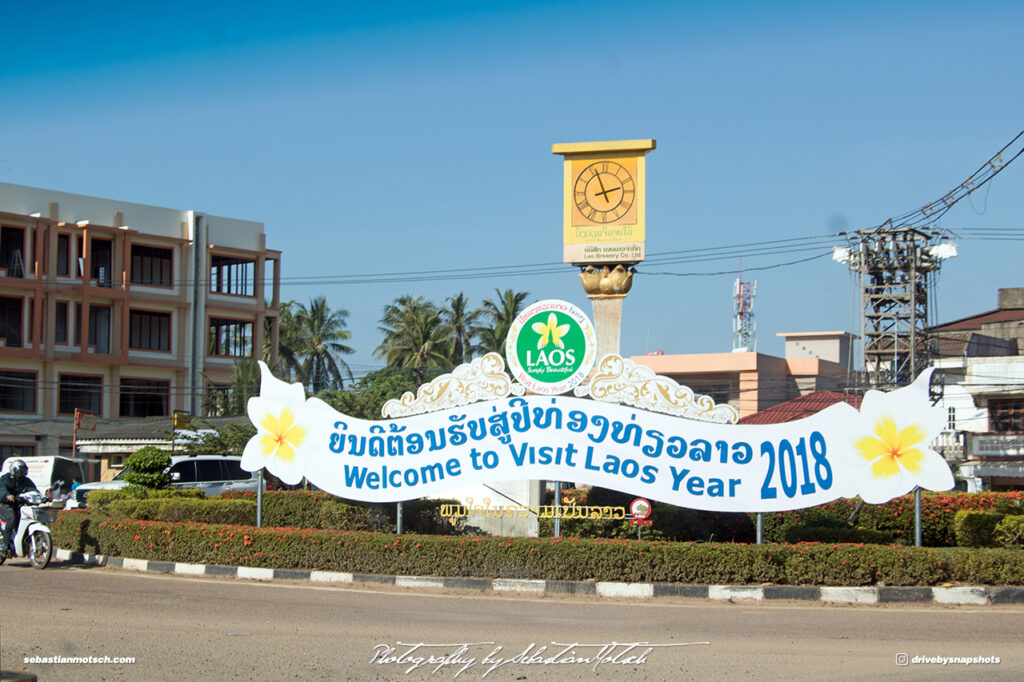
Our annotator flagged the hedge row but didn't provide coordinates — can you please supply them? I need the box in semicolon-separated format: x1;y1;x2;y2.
53;511;1024;586
543;489;1024;546
954;512;1024;548
219;490;462;535
758;492;1024;547
106;498;256;526
87;488;206;512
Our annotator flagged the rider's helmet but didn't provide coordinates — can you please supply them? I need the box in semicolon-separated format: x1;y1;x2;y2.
8;459;27;479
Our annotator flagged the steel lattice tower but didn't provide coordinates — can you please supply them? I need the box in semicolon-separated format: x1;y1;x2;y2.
732;275;757;352
840;227;949;389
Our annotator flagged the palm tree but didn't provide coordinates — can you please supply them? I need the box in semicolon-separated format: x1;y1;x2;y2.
441;292;480;366
375;296;452;384
474;288;529;360
228;357;261;415
266;300;303;382
294;296;355;392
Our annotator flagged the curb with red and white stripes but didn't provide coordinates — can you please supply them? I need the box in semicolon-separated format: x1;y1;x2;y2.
55;548;1023;606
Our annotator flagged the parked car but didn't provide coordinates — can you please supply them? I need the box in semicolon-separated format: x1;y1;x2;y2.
67;455;263;508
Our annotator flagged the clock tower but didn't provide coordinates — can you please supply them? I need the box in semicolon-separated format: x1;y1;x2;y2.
552;139;655;358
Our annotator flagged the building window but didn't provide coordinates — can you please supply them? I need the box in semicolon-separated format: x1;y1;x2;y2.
90;238;113;288
0;296;23;347
0;371;36;413
130;310;171;351
0;444;36;468
120;378;169;418
204;383;232;416
131;244;173;287
55;301;68;344
210;255;254;296
946;406;957;431
989;398;1024;433
208;318;252;357
59;374;102;416
57;234;70;276
0;226;26;278
74;304;112;353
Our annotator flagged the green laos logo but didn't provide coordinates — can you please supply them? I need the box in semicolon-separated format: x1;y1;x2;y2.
505;299;597;395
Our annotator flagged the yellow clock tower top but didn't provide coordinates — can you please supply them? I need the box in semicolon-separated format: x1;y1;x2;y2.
552;139;655;265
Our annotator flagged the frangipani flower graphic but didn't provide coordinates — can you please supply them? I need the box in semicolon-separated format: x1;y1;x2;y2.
531;313;570;349
242;362;310;485
259;407;306;462
848;369;954;504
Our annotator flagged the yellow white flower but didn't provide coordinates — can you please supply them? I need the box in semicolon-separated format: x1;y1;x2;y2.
531;313;570;349
259;407;306;462
848;369;953;504
242;362;310;485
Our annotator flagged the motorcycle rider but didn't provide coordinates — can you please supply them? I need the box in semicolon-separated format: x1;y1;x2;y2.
1;459;38;552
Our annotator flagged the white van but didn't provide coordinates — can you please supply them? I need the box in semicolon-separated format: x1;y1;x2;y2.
67;454;263;508
1;456;88;501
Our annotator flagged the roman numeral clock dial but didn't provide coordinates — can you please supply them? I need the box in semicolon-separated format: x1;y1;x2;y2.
573;160;635;224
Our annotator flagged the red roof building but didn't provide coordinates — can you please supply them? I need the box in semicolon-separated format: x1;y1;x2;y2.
738;389;863;425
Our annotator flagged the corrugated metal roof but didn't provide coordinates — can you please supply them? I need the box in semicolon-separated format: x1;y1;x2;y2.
929;307;1024;331
738;390;863;425
78;416;249;441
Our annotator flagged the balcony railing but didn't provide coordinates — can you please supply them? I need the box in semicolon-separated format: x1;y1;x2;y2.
932;430;965;461
967;433;1024;459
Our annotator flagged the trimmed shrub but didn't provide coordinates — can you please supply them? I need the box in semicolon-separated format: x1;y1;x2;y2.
782;524;893;544
994;516;1024;549
122;446;171;489
539;488;755;542
954;511;1005;547
221;490;464;534
52;511;1024;586
107;498;255;525
87;488;205;513
758;492;1024;547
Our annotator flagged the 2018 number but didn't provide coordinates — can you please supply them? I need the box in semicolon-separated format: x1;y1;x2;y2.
760;431;832;500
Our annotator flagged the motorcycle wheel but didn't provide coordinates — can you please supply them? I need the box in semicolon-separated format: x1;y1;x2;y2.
29;531;51;569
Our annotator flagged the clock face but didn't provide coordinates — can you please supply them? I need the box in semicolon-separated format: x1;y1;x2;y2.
573;160;636;224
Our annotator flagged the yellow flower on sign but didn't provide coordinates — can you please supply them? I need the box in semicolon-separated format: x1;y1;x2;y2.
855;416;925;478
531;313;570;350
259;407;306;462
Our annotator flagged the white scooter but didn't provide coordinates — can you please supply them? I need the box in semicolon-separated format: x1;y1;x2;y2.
0;491;55;569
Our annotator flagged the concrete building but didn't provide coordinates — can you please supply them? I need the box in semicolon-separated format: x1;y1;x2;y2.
929;288;1024;491
0;182;280;473
631;331;856;419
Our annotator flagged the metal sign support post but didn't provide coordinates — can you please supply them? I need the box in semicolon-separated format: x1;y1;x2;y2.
256;471;263;528
397;502;403;535
914;487;922;547
553;481;561;537
756;513;763;544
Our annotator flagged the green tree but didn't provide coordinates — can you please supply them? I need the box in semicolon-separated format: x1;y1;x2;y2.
122;446;171;489
441;292;480;366
321;367;420;420
175;421;256;455
202;357;260;417
294;296;356;392
375;296;452;384
474;288;529;361
268;300;303;382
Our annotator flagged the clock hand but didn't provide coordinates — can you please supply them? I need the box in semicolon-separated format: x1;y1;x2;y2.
595;184;621;202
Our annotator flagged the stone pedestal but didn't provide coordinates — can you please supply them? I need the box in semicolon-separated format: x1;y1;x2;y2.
578;264;635;358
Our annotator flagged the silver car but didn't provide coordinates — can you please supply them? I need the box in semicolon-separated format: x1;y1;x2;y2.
69;455;262;508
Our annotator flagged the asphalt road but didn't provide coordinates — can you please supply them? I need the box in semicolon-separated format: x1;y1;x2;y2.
0;559;1021;681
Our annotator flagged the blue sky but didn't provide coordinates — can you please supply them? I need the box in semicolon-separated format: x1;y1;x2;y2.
3;1;1022;380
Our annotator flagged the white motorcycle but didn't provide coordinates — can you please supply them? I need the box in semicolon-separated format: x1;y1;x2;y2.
0;491;55;569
